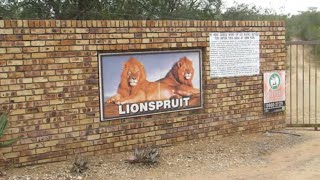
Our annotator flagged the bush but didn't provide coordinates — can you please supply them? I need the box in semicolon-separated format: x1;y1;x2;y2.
126;147;160;164
0;113;22;161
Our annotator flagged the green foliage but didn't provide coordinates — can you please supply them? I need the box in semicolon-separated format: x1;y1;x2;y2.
133;0;222;20
0;0;319;43
222;3;281;21
70;154;89;174
286;8;320;41
286;8;320;61
126;147;160;164
0;113;21;148
0;0;223;20
0;0;21;19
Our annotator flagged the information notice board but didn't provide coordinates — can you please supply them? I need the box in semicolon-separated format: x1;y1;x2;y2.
209;32;260;78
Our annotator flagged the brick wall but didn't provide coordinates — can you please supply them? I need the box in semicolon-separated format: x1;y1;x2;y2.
0;20;286;166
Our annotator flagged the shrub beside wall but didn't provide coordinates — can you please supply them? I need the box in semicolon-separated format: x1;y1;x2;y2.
0;20;286;166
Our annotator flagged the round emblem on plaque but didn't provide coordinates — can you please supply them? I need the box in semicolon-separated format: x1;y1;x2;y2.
269;73;281;90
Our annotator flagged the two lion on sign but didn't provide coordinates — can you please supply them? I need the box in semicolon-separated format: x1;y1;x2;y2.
107;56;200;104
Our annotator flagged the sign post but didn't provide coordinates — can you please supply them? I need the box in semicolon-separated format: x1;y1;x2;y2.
263;71;286;113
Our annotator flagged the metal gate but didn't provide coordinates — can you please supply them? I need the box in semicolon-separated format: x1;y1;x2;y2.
286;41;320;130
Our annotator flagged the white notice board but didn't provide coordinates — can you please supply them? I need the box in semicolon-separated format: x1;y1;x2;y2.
209;32;260;78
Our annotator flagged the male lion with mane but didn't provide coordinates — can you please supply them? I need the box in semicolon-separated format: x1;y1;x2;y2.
107;57;182;104
157;56;200;96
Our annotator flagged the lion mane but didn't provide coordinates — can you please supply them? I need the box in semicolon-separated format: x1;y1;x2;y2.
107;57;147;104
158;57;199;95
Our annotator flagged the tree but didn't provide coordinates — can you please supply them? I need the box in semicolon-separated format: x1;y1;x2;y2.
223;3;279;20
0;0;20;19
0;0;223;20
286;8;320;41
135;0;222;20
17;0;105;19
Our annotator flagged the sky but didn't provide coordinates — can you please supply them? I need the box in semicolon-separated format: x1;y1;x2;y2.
101;51;201;98
224;0;320;15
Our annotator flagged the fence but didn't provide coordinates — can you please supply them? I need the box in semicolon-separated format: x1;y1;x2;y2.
286;40;320;130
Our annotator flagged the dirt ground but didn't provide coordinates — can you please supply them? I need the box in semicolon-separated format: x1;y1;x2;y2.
1;128;319;180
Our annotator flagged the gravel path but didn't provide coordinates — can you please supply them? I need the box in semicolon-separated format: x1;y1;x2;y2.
1;128;316;180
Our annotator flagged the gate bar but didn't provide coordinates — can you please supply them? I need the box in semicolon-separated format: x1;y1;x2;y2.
302;45;305;124
309;47;312;124
315;46;318;131
290;45;293;125
296;45;299;124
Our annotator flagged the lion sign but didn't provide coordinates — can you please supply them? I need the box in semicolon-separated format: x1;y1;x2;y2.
101;50;202;120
